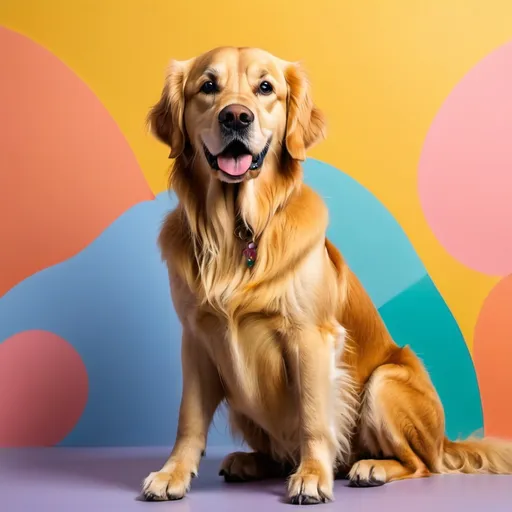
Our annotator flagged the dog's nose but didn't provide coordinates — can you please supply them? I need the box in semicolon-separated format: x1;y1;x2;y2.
218;104;254;131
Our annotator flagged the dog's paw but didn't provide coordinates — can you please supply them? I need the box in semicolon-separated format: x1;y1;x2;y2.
287;459;333;505
348;460;386;488
142;462;196;501
219;451;285;482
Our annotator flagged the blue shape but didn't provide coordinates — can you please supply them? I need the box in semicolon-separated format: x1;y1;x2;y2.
0;193;181;445
0;159;481;445
379;275;483;440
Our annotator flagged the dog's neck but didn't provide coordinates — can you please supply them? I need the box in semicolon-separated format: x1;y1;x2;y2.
168;151;304;312
171;151;303;247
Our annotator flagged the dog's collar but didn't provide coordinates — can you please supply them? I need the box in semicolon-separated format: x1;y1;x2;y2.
235;217;257;269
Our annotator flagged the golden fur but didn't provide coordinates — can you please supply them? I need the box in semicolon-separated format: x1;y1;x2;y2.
142;47;512;504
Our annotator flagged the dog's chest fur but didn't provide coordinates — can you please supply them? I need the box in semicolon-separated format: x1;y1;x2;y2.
190;302;359;463
164;205;361;463
193;303;297;433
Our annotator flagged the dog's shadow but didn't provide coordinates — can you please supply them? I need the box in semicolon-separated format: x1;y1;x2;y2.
5;449;286;499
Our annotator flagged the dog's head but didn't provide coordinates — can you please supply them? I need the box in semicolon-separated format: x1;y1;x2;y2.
149;47;326;184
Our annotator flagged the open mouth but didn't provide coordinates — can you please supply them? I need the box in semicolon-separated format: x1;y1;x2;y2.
203;139;270;179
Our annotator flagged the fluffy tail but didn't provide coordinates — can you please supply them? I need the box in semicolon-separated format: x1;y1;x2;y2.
441;437;512;474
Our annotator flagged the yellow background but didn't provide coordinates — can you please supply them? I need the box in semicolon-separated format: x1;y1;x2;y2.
2;0;511;350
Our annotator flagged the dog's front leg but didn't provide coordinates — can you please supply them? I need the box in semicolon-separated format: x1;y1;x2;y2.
287;327;336;505
142;329;224;501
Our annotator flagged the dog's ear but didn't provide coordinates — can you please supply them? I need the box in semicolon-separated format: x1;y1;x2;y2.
284;63;326;161
147;59;191;159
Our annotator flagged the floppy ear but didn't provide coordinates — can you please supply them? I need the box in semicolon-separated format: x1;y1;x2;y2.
284;63;326;161
147;59;189;158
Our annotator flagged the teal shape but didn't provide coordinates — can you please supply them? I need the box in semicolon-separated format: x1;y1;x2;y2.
379;275;483;440
304;159;426;309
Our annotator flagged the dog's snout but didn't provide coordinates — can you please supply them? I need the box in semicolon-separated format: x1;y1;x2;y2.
218;104;254;131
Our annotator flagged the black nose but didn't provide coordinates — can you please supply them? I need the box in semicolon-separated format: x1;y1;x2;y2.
218;104;254;131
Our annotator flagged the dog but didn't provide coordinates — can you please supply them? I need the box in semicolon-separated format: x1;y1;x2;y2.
142;46;512;504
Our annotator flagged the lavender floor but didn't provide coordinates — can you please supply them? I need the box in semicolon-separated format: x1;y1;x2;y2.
2;447;512;511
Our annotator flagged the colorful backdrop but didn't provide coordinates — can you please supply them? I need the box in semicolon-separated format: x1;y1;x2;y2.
1;0;511;447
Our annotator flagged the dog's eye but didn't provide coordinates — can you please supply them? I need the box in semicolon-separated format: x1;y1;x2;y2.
258;81;274;95
200;80;218;94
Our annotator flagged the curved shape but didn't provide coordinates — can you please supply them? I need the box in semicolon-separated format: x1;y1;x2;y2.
305;160;426;309
0;27;153;297
379;276;483;440
0;330;88;446
474;274;512;438
0;194;183;446
419;39;512;276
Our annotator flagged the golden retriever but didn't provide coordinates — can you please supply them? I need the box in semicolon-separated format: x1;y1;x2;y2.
142;47;512;504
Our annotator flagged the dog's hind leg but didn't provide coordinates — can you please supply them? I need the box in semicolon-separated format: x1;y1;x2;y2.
220;412;291;482
349;347;444;487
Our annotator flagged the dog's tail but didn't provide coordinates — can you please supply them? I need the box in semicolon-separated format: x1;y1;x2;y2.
441;437;512;474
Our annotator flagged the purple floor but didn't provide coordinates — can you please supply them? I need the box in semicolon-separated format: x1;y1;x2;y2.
2;447;512;511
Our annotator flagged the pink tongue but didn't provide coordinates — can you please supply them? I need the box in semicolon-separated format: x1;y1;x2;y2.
217;154;253;176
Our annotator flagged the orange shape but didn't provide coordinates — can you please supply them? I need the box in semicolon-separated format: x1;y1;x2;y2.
0;330;88;446
474;274;512;438
0;27;153;296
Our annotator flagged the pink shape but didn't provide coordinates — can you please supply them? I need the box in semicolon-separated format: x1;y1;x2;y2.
0;27;153;297
0;331;88;446
418;40;512;276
